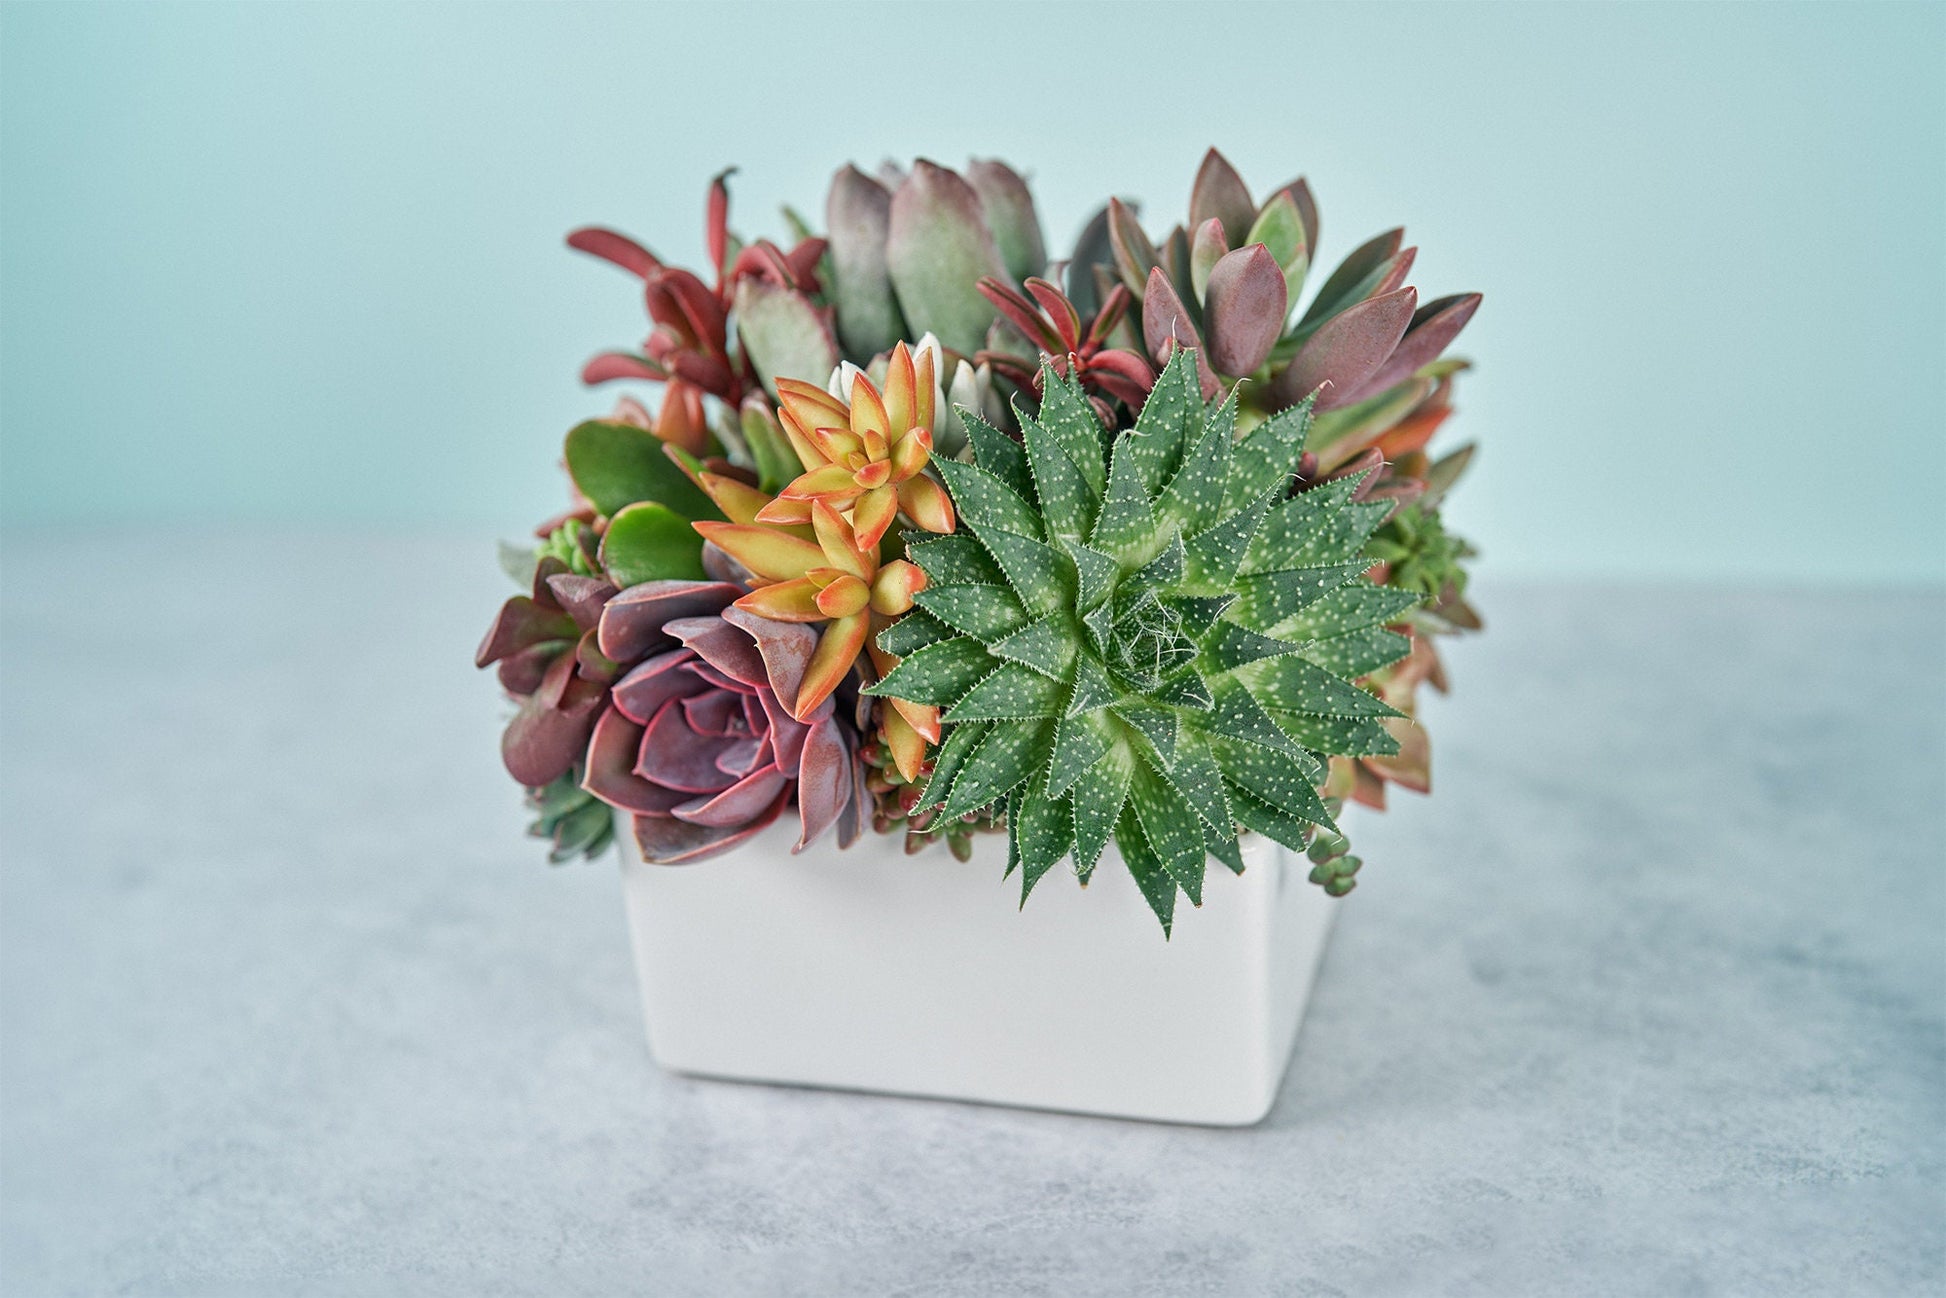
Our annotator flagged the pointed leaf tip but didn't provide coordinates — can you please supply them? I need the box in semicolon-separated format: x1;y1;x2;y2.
1202;244;1288;377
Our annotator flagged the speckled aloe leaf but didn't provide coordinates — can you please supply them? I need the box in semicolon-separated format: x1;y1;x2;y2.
1012;784;1073;906
876;350;1415;933
563;421;721;521
598;502;707;586
961;412;1034;500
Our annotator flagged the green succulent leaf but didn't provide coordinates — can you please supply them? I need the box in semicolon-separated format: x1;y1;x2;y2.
975;527;1070;616
931;456;1042;540
1060;538;1122;612
1115;808;1177;936
1301;624;1413;679
1091;436;1160;556
1125;349;1201;492
1015;787;1074;906
1204;619;1303;672
918;719;993;812
947;662;1066;721
1223;398;1312;509
599;502;708;586
1021;415;1100;546
961;412;1034;500
1070;753;1133;881
1046;710;1114;799
988;613;1077;679
913;583;1029;639
1029;364;1109;494
864;636;994;706
1066;652;1119;715
563;421;722;521
910;532;1007;586
876;609;955;657
1129;763;1207;906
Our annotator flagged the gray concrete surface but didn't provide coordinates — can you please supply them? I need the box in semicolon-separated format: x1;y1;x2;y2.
2;533;1941;1296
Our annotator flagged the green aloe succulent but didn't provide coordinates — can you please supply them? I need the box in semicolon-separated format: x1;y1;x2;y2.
867;349;1422;934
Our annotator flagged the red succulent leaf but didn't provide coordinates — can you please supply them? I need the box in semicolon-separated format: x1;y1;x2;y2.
1023;277;1082;352
1141;268;1219;398
978;277;1062;354
566;227;662;279
706;168;735;283
581;352;667;385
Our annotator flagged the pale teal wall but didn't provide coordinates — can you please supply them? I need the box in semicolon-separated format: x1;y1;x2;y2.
2;1;1941;579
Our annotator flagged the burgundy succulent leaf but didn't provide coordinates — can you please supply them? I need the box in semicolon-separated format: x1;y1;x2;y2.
584;581;866;864
1141;268;1220;398
1340;292;1483;406
1201;243;1288;377
1188;148;1257;248
1275;286;1418;412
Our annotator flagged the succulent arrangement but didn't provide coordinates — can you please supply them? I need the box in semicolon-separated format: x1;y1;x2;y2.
478;151;1482;932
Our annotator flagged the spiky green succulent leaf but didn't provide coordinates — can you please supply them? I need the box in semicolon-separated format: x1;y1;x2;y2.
883;352;1414;933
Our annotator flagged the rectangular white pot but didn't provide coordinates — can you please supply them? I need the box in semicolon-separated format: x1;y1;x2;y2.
618;818;1339;1126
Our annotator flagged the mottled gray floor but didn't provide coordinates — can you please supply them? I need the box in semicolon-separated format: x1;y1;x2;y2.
1;533;1941;1297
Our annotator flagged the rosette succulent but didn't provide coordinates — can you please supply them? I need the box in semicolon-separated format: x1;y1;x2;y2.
582;580;870;862
868;350;1421;934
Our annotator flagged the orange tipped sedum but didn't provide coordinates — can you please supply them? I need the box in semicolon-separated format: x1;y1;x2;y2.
762;342;957;548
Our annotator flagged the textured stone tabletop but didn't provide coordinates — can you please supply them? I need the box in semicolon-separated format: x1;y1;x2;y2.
2;533;1940;1296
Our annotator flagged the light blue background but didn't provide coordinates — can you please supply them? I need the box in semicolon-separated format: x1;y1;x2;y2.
2;0;1941;580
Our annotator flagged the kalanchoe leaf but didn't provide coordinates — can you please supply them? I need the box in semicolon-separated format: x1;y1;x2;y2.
734;278;840;401
1188;148;1256;252
1203;244;1288;378
825;166;907;361
581;353;668;385
886;160;1009;355
1275;287;1418;413
966;159;1048;283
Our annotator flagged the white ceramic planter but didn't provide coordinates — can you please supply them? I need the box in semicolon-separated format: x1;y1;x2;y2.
618;818;1339;1125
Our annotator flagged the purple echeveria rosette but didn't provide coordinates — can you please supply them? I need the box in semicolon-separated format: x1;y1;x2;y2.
583;580;869;863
